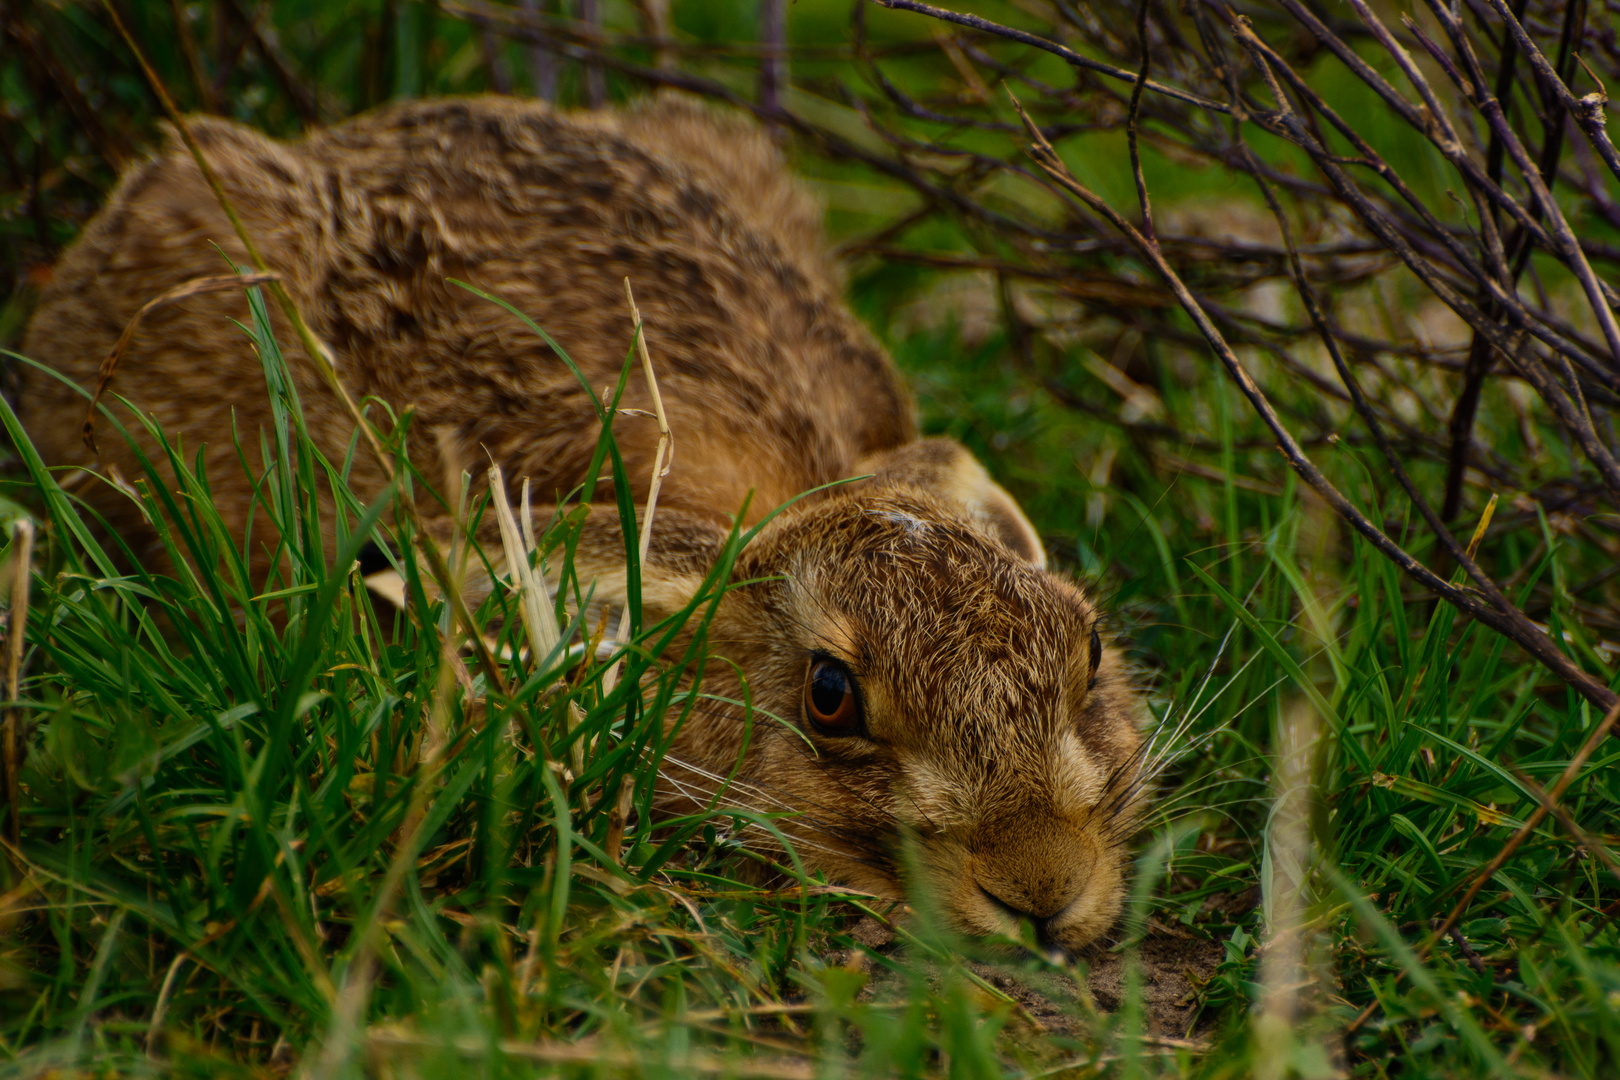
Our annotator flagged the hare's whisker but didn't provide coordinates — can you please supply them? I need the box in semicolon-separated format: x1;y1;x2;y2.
658;754;891;859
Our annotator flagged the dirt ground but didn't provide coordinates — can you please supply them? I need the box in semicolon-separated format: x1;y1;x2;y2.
975;934;1224;1039
837;917;1226;1040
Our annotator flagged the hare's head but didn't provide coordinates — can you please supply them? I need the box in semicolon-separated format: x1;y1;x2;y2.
636;439;1146;952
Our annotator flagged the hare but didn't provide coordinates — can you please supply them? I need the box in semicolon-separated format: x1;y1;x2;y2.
18;96;1144;951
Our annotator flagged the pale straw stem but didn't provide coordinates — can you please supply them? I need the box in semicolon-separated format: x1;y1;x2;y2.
4;518;32;850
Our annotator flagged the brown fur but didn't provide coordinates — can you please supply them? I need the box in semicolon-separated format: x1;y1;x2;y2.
18;95;1144;951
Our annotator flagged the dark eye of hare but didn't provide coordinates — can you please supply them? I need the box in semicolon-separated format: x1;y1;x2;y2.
805;658;861;735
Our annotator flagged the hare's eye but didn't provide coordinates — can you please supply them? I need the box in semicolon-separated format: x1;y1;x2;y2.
805;659;861;735
1088;629;1102;691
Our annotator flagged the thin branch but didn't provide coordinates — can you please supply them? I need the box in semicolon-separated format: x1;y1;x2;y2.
759;0;787;117
1126;0;1155;241
867;0;1233;114
1479;0;1620;186
1007;86;1618;712
1425;700;1620;950
221;0;321;125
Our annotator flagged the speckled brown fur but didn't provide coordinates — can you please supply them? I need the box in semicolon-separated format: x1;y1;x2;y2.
19;96;1144;951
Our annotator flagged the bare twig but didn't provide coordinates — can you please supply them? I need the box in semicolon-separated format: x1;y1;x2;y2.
1344;697;1620;1036
1;11;128;168
479;25;514;94
1125;0;1155;242
1441;0;1583;521
1220;27;1589;648
1509;763;1620;890
520;0;557;99
1007;85;1618;711
165;0;217;112
759;0;787;116
1479;0;1620;186
221;0;322;124
867;0;1233;114
1424;1;1620;377
578;0;604;106
634;0;674;71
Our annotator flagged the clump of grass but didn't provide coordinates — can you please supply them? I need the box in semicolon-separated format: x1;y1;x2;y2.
4;272;1620;1079
0;278;1116;1078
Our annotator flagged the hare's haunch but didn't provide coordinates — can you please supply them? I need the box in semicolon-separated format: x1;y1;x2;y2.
20;96;1145;951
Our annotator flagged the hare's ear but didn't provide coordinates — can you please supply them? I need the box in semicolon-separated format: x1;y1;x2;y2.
855;438;1047;569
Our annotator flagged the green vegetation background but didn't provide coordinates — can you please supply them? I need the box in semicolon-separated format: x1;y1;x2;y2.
1;1;1618;1077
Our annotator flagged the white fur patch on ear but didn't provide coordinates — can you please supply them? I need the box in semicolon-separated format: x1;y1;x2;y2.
874;509;933;538
858;439;1047;569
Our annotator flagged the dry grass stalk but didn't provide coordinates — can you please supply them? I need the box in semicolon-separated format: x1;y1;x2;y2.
602;278;673;865
1253;702;1325;1080
1343;695;1620;1037
80;272;280;452
602;277;673;696
144;953;189;1058
1508;764;1620;887
487;462;586;775
488;463;563;666
3;518;32;850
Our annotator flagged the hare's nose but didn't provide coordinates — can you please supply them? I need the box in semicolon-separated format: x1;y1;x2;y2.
979;884;1057;940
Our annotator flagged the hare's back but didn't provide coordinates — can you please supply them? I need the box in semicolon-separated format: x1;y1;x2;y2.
303;97;917;518
21;97;916;540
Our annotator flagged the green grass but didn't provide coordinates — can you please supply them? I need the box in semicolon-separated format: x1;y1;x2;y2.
3;1;1620;1077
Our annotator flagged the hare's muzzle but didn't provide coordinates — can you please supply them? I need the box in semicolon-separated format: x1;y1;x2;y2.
911;817;1128;953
